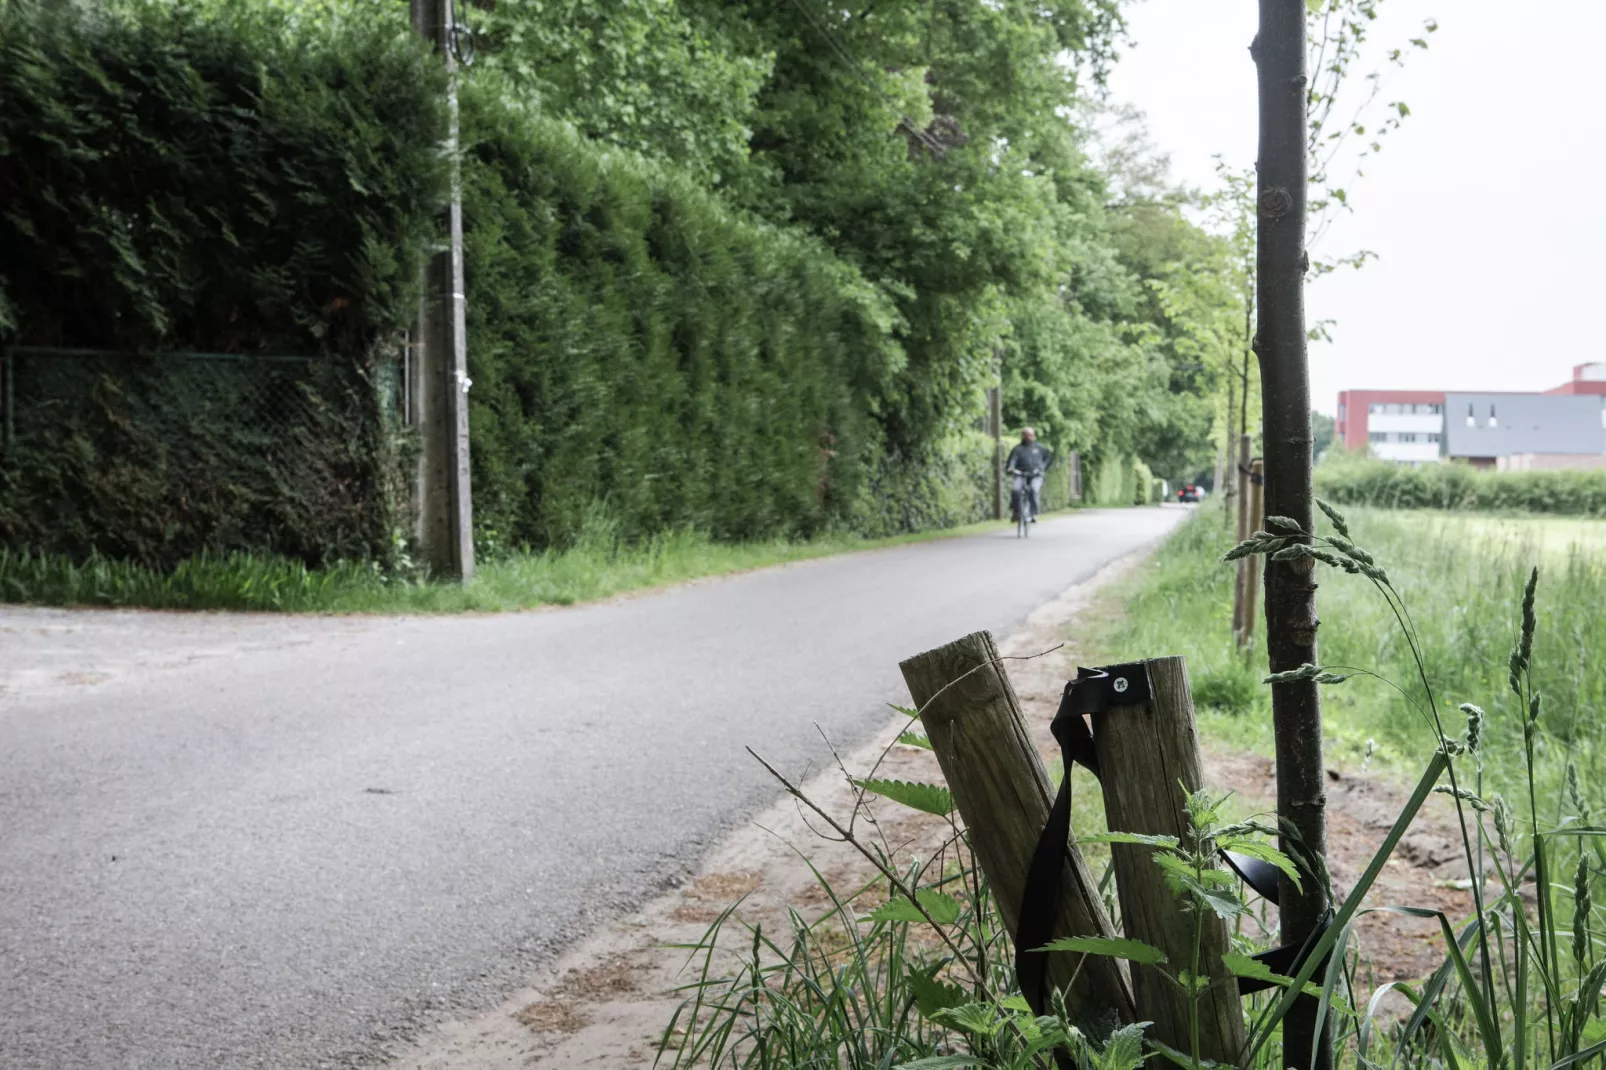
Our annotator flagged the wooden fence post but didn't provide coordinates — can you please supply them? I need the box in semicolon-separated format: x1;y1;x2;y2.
1089;657;1247;1062
1239;459;1265;650
899;631;1135;1030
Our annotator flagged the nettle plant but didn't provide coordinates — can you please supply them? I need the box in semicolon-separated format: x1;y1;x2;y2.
660;501;1606;1070
1050;791;1318;1070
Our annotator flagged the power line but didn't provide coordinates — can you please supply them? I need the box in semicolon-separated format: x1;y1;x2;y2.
783;0;949;157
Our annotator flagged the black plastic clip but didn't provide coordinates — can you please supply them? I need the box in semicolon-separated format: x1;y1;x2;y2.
1016;662;1153;1017
1050;662;1152;779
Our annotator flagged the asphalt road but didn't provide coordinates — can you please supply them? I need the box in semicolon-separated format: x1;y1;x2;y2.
0;506;1186;1069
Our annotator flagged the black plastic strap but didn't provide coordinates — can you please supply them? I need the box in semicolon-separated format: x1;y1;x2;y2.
1016;663;1150;1016
1234;909;1336;994
1017;664;1331;1011
1222;850;1285;903
1220;853;1336;993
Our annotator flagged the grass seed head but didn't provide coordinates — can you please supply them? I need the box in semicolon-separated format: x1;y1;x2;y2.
1460;703;1484;753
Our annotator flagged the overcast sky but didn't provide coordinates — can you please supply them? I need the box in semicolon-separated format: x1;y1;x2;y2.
1105;0;1606;415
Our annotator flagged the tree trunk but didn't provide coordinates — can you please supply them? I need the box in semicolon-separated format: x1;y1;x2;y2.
1252;5;1330;1070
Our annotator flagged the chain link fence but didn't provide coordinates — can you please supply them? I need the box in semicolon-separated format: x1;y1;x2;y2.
0;346;408;568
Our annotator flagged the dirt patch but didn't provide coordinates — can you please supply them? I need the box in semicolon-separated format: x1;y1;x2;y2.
515;1000;589;1036
687;871;762;902
1205;750;1470;990
382;545;1468;1068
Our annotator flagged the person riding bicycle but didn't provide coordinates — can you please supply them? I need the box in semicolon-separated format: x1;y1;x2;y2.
1006;427;1053;523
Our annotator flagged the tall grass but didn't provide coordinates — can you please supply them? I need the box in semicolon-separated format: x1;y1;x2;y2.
1314;454;1606;517
1090;506;1606;812
663;502;1606;1069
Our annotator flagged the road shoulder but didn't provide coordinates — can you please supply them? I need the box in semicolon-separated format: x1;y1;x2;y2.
380;546;1157;1070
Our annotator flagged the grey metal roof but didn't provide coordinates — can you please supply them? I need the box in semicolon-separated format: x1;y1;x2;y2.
1443;392;1605;458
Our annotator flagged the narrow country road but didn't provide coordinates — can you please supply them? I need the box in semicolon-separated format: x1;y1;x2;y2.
0;507;1186;1069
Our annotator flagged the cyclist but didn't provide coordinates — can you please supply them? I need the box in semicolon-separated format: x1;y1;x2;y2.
1006;427;1053;524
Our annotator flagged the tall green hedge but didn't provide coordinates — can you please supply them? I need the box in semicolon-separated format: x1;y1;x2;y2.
0;2;1079;570
460;85;913;548
1315;456;1606;517
0;1;443;566
0;1;443;356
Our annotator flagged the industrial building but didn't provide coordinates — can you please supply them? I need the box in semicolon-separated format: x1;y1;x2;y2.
1336;364;1606;468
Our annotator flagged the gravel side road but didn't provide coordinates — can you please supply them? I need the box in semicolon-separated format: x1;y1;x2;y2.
0;506;1186;1069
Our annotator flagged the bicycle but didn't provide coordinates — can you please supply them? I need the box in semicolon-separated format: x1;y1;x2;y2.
1010;469;1042;538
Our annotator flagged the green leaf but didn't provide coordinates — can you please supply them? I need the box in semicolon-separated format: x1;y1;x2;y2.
1098;1022;1151;1070
1218;836;1303;893
854;778;954;816
868;887;962;926
1265;514;1306;534
1224;952;1325;999
1077;831;1180;849
1149;1037;1224;1070
906;966;967;1018
895;1057;983;1070
1155;853;1248;920
896;730;933;750
931;1002;1002;1037
1033;936;1168;965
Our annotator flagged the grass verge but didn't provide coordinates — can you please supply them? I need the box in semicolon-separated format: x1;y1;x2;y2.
665;500;1606;1070
0;513;1034;614
1080;503;1606;809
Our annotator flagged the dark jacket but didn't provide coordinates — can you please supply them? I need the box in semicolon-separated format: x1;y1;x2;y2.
1006;441;1053;476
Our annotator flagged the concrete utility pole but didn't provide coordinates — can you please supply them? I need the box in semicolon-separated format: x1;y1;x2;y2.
988;386;1004;521
410;0;475;581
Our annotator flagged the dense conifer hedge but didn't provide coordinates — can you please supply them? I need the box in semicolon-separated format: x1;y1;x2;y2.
0;1;1138;568
0;1;443;565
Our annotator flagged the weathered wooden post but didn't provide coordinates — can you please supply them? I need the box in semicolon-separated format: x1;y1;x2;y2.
1239;459;1265;650
900;631;1136;1029
1232;433;1253;639
1089;657;1246;1062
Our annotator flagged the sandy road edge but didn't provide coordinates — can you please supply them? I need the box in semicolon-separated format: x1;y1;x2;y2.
379;545;1161;1070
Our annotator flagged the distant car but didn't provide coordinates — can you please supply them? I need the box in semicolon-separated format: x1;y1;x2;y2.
1178;484;1202;503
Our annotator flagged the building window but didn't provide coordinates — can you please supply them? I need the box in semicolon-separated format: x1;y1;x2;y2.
1400;433;1417;443
1427;433;1441;443
1488;404;1498;428
1369;403;1381;414
1467;403;1476;427
1369;431;1388;443
1429;404;1442;414
1338;403;1346;421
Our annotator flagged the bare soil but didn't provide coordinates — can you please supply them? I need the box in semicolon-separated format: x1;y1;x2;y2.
383;549;1474;1069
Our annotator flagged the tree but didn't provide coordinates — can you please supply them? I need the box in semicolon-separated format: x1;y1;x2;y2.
1310;409;1335;459
1252;4;1329;1070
